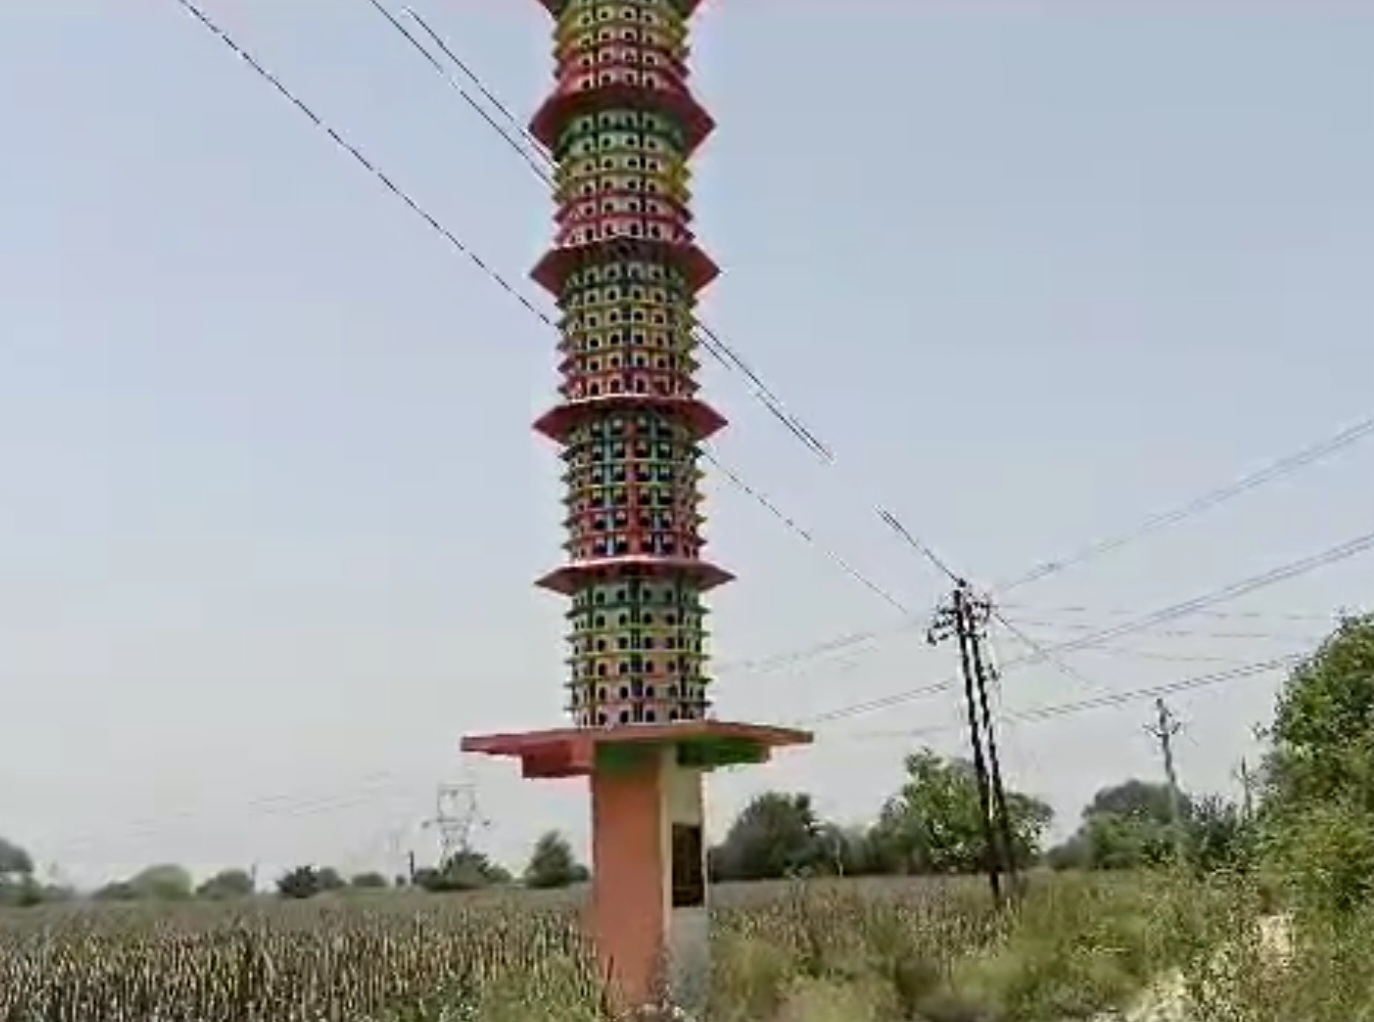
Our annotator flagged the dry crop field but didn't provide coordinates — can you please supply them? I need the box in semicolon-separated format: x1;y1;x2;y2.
0;874;1228;1022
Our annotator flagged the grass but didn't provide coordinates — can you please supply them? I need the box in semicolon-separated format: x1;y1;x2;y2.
1;872;1372;1021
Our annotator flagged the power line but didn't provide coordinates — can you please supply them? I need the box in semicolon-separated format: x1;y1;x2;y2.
706;453;909;613
711;606;1323;681
365;1;553;186
368;3;838;465
848;654;1300;742
167;0;907;620
997;415;1374;592
1001;603;1340;625
799;527;1374;726
172;0;1366;738
1005;616;1322;645
171;0;556;330
378;2;1374;605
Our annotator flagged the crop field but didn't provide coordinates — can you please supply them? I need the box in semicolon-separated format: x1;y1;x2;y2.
0;873;1318;1022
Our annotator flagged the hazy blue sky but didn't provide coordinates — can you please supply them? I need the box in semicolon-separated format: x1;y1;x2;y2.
2;2;1372;888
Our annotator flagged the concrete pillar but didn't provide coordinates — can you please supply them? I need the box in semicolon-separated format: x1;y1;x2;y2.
588;745;709;1014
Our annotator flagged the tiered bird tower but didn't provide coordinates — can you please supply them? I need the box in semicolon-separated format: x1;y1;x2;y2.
462;0;811;1011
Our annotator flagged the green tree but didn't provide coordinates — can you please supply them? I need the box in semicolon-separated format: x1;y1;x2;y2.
0;836;34;879
276;865;323;900
350;871;389;889
523;830;587;889
871;749;1053;874
317;867;346;893
416;849;511;893
196;868;255;900
1059;780;1192;871
708;792;826;881
1261;614;1374;913
93;880;140;902
128;864;193;901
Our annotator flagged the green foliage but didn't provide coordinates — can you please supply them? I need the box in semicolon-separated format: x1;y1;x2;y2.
1048;779;1191;872
523;830;587;890
128;864;193;902
1261;613;1374;914
870;748;1053;874
93;880;140;902
416;849;512;893
1186;794;1254;875
276;865;325;900
195;868;255;900
0;836;34;878
351;871;389;889
709;792;829;881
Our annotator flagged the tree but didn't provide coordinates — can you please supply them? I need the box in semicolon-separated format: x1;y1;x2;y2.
1185;794;1253;875
870;749;1053;874
93;880;140;902
128;864;193;902
317;867;346;893
350;871;389;889
709;792;826;881
1064;780;1192;871
416;849;511;893
523;830;587;889
0;836;33;879
1261;614;1374;913
1044;833;1090;871
276;865;323;900
196;868;255;900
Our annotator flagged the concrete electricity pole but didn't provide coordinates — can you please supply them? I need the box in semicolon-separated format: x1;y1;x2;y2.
1145;698;1186;866
930;580;1014;907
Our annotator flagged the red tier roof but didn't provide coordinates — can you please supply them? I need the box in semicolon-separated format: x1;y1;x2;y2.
530;81;714;155
462;718;811;779
531;237;718;297
533;393;725;444
535;553;733;595
532;0;705;20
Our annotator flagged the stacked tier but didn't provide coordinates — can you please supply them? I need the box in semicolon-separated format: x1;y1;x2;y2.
531;0;725;729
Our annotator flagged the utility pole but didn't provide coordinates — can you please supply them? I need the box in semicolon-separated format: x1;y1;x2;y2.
963;588;1020;897
1234;758;1256;823
1145;698;1186;866
930;579;1010;907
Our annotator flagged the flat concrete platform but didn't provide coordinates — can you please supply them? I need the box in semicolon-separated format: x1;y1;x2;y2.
462;719;812;778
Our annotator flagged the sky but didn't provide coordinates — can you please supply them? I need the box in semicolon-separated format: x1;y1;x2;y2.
1;1;1372;889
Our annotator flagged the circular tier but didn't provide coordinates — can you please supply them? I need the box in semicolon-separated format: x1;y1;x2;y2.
561;423;706;561
551;107;695;258
552;0;691;100
531;0;714;154
565;574;712;726
555;254;700;401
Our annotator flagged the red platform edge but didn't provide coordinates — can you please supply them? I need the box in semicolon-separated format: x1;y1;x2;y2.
530;82;715;155
534;0;704;15
531;238;718;298
462;719;812;779
535;554;733;595
533;394;726;445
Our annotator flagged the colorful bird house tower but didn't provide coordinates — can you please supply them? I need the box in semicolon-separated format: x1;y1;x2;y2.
461;0;812;1011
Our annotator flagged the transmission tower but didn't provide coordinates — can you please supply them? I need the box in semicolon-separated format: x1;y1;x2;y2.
421;780;489;866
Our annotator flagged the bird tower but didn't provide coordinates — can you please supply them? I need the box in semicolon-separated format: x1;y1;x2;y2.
461;0;811;1012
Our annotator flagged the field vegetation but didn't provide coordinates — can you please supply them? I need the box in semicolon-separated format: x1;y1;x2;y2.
1;614;1372;1021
